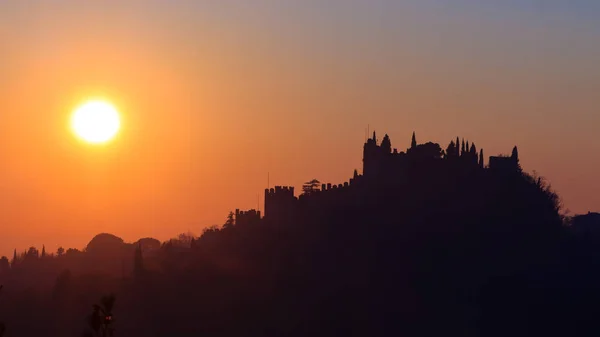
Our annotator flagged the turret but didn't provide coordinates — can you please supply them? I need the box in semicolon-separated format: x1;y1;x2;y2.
264;186;296;222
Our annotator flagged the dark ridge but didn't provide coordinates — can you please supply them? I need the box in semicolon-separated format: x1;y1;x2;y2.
0;131;597;337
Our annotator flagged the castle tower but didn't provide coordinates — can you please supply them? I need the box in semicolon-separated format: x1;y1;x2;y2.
264;186;296;223
363;131;380;178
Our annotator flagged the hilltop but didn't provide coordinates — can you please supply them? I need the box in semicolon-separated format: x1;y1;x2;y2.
1;131;598;337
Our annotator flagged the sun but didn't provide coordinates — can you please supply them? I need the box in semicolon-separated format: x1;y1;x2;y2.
71;100;121;144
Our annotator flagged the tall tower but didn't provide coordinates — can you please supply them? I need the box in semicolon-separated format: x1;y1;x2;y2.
363;131;379;178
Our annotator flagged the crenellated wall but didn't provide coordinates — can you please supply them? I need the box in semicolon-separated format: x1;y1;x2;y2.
235;209;261;226
244;131;520;226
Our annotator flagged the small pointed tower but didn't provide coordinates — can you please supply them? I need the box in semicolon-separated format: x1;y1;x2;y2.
363;130;379;177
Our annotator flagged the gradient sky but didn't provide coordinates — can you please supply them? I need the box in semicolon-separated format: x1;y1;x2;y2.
0;1;599;256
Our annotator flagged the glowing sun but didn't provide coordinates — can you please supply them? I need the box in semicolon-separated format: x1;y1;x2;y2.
71;100;121;144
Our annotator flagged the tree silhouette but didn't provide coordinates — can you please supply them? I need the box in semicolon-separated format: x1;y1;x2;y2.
27;247;39;258
511;146;523;172
381;134;392;153
0;130;588;337
224;211;235;229
57;246;65;257
479;149;484;168
41;245;46;258
469;143;477;164
455;137;460;156
302;179;321;195
446;141;456;158
84;294;116;337
411;132;417;149
413;142;443;159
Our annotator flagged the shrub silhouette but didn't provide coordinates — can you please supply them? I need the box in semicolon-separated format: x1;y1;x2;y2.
82;294;116;337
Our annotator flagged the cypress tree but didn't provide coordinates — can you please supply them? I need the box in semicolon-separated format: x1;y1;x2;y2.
479;149;484;168
456;137;460;156
41;245;46;258
381;134;392;153
512;146;522;172
411;132;417;149
446;141;456;158
470;143;477;164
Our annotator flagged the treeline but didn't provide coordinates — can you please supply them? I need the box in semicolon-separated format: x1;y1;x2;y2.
0;162;598;336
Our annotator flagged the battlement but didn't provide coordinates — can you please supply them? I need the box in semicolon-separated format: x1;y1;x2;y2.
249;131;520;225
235;208;261;226
264;185;297;220
265;186;295;197
319;178;355;192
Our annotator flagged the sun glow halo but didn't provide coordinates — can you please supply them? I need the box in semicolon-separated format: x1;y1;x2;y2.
71;100;121;144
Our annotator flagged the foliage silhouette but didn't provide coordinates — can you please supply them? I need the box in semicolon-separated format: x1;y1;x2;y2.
83;294;116;337
223;211;235;229
0;131;596;336
301;179;321;195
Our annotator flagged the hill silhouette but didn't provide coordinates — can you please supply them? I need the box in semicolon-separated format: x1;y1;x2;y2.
0;131;596;336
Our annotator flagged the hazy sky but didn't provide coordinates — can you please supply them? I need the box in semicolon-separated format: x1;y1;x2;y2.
1;1;599;256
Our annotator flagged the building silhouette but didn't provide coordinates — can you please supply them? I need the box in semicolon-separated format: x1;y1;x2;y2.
234;209;261;227
236;131;520;225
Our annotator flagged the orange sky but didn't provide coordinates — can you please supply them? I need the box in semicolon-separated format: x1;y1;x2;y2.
0;1;599;256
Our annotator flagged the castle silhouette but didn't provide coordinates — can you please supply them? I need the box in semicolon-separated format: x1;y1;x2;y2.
235;131;520;226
